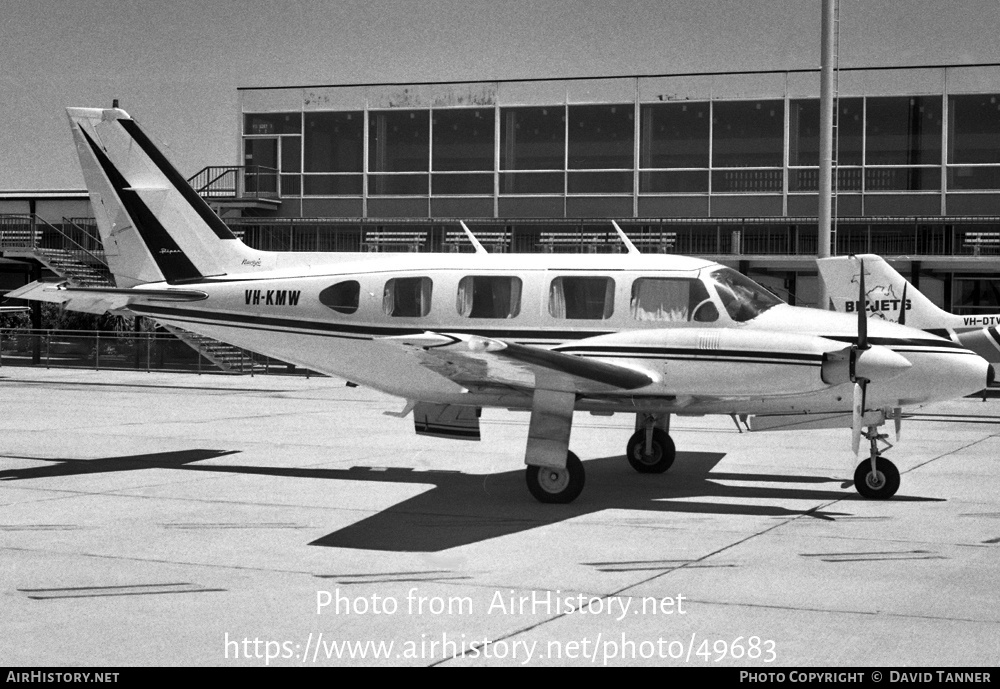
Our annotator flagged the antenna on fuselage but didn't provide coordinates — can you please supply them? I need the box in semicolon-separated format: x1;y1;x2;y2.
459;221;488;255
611;220;640;256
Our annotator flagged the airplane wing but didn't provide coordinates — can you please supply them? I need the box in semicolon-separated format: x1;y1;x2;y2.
5;281;207;315
380;332;655;394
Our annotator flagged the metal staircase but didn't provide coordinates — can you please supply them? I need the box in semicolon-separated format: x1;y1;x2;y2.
0;213;280;374
32;247;115;287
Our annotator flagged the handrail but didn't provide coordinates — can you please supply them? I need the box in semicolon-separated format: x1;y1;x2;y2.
0;214;113;283
33;216;110;270
62;217;104;251
187;165;280;199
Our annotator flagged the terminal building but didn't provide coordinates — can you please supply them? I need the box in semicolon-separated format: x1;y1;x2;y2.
3;62;1000;316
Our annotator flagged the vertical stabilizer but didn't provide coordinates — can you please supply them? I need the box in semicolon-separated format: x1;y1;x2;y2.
817;254;955;328
67;107;267;286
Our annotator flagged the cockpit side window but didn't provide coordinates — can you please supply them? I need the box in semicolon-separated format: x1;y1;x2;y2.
630;278;717;322
708;267;783;322
457;276;522;318
549;277;615;319
383;277;432;317
319;280;360;314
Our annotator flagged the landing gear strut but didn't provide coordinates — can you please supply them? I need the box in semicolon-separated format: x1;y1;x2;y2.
853;426;900;499
626;413;675;473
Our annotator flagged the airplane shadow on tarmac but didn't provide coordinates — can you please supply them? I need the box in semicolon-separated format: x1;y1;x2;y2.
0;449;944;552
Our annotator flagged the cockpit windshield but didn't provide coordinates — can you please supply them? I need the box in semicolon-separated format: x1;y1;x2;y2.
706;267;784;322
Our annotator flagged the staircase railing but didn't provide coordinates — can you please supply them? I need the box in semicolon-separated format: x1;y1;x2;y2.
187;165;280;199
0;214;113;285
63;217;104;252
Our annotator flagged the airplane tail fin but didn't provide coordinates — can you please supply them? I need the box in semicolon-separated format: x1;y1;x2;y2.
67;107;266;287
817;254;951;328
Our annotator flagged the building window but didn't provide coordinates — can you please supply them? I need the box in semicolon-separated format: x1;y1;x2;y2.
500;107;565;195
865;96;942;191
549;277;615;319
712;100;784;192
456;276;522;318
788;98;864;191
640;102;710;193
319;280;360;314
244;113;301;135
433;109;494;171
432;108;495;196
280;136;301;196
369;110;429;196
948;94;1000;190
304;112;363;196
630;278;717;322
383;277;432;317
243;138;280;195
954;277;1000;315
566;104;633;194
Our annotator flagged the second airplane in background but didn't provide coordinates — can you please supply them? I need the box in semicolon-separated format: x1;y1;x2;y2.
818;253;1000;364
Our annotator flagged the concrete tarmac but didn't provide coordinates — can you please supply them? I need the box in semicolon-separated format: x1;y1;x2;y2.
1;366;998;667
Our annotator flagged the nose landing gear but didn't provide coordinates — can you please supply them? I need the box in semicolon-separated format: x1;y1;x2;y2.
853;426;900;499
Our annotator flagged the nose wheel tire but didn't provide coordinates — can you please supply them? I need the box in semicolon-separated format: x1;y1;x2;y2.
853;456;900;499
626;428;675;474
526;452;585;504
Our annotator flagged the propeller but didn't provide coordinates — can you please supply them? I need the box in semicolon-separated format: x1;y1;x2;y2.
850;256;870;455
898;282;907;326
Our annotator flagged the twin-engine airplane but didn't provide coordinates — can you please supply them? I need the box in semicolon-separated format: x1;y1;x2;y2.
6;107;995;504
819;253;1000;364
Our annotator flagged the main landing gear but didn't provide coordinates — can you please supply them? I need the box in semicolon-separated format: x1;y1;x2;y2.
626;413;676;474
853;425;900;499
525;452;585;504
521;391;678;504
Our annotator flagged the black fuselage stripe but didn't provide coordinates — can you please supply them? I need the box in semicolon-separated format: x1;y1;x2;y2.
558;346;822;362
80;128;203;283
132;304;613;339
826;334;966;350
132;304;971;356
118;119;237;241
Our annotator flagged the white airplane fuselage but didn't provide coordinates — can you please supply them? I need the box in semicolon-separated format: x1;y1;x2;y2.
127;250;990;417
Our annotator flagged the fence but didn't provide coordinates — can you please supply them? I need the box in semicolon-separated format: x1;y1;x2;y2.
0;329;307;376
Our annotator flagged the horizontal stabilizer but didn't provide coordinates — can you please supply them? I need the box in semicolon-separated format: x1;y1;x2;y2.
5;281;207;315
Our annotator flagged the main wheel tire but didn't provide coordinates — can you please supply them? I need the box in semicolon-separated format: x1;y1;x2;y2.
853;456;900;499
626;428;676;474
526;451;585;504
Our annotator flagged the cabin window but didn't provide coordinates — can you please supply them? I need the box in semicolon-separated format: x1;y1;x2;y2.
549;276;615;319
383;277;432;317
319;280;360;314
708;267;782;322
630;278;718;322
457;276;522;318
